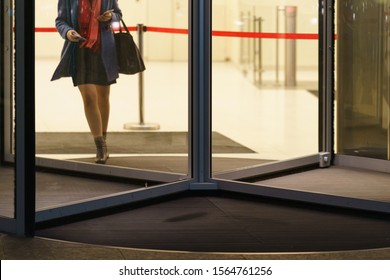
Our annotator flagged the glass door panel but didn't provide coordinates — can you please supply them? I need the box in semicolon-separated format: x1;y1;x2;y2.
35;0;189;178
1;0;15;219
212;0;319;178
337;0;390;160
34;0;190;212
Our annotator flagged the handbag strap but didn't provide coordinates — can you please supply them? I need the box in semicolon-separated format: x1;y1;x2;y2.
119;18;130;35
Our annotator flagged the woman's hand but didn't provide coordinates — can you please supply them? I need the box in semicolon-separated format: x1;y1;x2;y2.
66;30;84;42
98;9;113;22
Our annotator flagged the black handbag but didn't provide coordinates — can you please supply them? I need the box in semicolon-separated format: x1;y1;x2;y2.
114;19;146;75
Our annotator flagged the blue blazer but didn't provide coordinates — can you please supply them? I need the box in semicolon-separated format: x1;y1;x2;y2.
51;0;122;82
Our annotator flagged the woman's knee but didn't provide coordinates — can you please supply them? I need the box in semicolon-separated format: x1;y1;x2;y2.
96;85;111;96
80;92;98;108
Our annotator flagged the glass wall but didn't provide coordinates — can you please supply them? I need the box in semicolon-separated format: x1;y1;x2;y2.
0;0;15;219
211;0;319;176
337;0;390;160
34;1;189;210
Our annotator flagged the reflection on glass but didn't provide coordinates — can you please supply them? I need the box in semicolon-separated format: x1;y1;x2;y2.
337;0;390;160
1;0;15;218
212;1;319;175
35;0;189;175
0;166;15;218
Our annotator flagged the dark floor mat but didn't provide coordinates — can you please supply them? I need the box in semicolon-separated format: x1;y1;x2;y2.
36;193;390;253
36;131;255;154
74;156;272;173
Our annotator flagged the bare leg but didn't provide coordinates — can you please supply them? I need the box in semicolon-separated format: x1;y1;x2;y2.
96;85;110;135
78;84;110;164
78;84;103;138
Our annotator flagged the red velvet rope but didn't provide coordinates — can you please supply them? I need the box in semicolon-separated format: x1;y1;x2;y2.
35;26;321;40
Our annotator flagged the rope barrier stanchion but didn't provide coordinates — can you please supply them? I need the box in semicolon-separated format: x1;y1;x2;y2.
253;16;264;86
123;24;160;131
285;6;298;87
275;6;285;86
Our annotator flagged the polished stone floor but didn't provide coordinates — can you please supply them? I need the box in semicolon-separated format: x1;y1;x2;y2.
1;233;390;260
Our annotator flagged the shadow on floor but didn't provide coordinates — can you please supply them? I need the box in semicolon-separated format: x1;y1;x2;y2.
35;192;390;254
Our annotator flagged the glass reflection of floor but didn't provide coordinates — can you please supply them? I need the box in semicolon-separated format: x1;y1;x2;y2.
36;60;318;172
0;166;14;218
255;165;390;203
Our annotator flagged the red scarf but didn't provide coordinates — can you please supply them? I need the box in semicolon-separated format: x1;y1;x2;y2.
78;0;101;52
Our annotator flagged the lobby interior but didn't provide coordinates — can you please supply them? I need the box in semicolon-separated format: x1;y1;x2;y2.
1;0;390;259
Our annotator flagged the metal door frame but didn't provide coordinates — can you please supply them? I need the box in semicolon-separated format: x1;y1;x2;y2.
0;0;37;236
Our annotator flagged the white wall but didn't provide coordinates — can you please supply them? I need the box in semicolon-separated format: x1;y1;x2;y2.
35;0;319;67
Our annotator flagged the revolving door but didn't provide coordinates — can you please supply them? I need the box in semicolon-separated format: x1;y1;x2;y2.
1;0;390;237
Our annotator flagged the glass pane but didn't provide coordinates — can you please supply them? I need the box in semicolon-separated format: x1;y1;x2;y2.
0;0;15;218
35;0;189;209
0;165;14;218
212;0;319;175
337;0;389;160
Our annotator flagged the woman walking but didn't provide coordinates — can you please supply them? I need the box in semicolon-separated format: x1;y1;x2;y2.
51;0;122;164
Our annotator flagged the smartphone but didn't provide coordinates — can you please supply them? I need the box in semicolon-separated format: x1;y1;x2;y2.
76;35;86;42
102;9;114;15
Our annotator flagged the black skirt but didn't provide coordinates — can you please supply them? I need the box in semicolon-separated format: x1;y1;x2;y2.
72;46;116;87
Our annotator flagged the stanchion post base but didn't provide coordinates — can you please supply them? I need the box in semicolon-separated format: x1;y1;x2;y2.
123;123;160;131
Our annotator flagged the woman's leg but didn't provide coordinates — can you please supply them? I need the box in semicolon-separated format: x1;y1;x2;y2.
96;85;110;136
78;84;103;138
78;84;109;163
